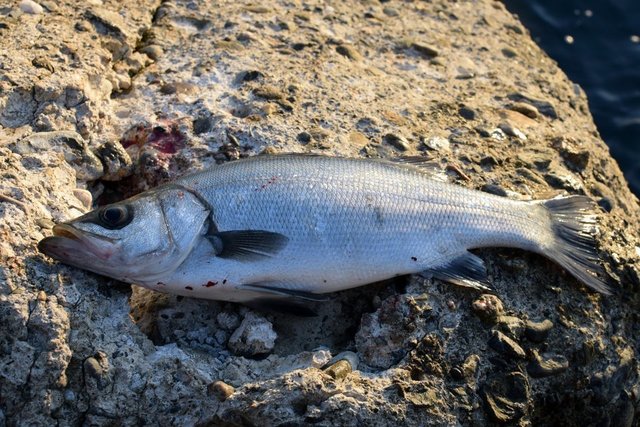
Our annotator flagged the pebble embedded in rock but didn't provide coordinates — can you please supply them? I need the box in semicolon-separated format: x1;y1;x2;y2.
336;44;362;61
19;0;43;14
524;319;553;343
472;294;504;323
508;102;539;119
10;131;104;181
139;44;163;61
383;133;410;151
488;330;526;359
498;123;527;140
228;312;277;356
458;107;476;120
482;372;530;423
411;42;439;58
423;136;450;151
208;380;235;401
481;184;508;197
527;350;569;378
94;141;133;181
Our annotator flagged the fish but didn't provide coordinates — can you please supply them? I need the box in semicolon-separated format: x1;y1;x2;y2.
38;154;610;313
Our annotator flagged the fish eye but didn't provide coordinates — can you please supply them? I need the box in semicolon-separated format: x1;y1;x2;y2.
97;205;133;229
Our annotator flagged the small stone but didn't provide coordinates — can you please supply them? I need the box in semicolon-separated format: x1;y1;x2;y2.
508;102;539;119
83;352;110;390
482;372;530;423
73;189;93;211
324;360;352;380
348;131;369;146
472;294;504;322
458;107;475;120
94;141;133;181
544;173;583;192
237;70;264;83
498;123;527;140
216;311;241;331
488;330;526;359
253;85;285;101
382;7;399;17
208;380;235;401
411;42;439;58
495;315;525;339
383;133;410;151
19;0;43;14
474;126;491;138
524;319;553;343
228;312;276;356
527;350;569;378
481;184;507;197
336;44;362;61
423;136;450;151
140;44;163;61
31;57;54;73
490;128;507;140
507;93;558;119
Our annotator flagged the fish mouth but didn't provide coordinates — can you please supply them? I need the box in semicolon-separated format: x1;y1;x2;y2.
38;224;116;262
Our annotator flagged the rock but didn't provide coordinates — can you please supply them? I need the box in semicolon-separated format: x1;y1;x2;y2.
507;93;558;119
208;380;235;401
228;312;277;356
336;44;362;61
94;141;133;181
10;131;104;181
411;42;439;58
472;294;504;323
481;184;508;197
482;372;530;423
494;315;525;339
488;330;526;359
19;0;43;14
383;133;410;151
508;102;539;119
527;350;569;378
524;319;553;343
323;352;358;380
458;107;476;120
498;123;527;140
423;136;450;151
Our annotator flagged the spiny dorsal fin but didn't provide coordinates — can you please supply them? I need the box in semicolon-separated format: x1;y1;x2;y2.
207;230;289;261
426;251;492;291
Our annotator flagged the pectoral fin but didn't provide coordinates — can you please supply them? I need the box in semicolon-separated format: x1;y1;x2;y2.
426;251;492;291
207;230;289;261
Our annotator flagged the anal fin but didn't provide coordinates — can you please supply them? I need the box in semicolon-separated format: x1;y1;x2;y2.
426;251;492;291
244;298;318;317
239;282;330;302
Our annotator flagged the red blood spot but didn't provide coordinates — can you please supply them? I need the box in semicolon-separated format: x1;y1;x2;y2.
177;191;184;199
120;121;186;154
185;286;193;290
204;281;217;288
256;176;278;191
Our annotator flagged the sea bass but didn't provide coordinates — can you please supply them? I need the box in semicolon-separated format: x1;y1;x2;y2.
38;155;610;311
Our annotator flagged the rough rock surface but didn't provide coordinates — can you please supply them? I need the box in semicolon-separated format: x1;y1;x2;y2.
1;0;639;425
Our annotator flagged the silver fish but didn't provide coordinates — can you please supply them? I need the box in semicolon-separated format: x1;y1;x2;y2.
38;155;609;312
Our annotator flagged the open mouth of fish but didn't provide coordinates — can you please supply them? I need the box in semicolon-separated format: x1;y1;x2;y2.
38;224;115;262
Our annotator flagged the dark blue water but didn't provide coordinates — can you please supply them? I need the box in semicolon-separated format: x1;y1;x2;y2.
505;1;640;196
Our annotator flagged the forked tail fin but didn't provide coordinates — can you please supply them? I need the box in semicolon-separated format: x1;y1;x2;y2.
541;196;611;294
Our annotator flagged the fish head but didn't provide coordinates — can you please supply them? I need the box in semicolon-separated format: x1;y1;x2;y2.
38;186;210;283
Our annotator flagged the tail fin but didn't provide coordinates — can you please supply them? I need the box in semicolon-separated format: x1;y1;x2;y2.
541;196;611;294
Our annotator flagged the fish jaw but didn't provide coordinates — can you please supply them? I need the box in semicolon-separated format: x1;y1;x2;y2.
38;223;117;265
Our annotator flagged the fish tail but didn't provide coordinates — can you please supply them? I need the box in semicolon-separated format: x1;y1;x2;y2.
539;196;611;294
